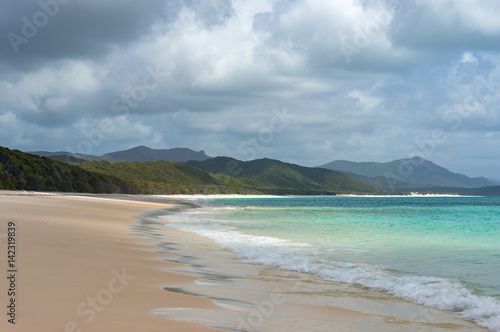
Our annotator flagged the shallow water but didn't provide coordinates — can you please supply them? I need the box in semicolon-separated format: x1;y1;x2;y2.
163;197;500;331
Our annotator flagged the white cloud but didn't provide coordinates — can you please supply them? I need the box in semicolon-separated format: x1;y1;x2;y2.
348;90;383;111
461;51;479;64
0;60;106;113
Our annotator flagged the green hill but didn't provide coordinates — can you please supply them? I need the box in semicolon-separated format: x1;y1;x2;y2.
186;157;385;194
79;160;244;195
80;160;217;185
0;146;133;193
0;146;246;194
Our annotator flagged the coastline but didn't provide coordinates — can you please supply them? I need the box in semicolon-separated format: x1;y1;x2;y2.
0;192;221;332
0;191;489;331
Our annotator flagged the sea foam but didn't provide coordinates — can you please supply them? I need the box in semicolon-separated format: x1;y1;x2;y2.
163;209;500;331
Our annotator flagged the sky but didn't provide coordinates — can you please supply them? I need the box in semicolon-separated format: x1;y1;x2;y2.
1;0;500;179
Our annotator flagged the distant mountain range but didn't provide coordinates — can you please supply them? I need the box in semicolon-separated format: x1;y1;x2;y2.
320;157;495;190
30;146;495;191
29;146;211;164
1;146;382;195
2;145;498;196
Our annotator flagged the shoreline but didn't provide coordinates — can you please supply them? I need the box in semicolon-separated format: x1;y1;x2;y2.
0;192;221;332
0;190;482;199
0;191;489;331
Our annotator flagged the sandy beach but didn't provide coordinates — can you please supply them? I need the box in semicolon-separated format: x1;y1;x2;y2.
0;192;222;332
0;192;487;331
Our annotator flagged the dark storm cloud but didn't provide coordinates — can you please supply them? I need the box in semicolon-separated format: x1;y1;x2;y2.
1;0;169;71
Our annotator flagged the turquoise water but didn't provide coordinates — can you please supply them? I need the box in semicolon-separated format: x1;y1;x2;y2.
165;196;500;331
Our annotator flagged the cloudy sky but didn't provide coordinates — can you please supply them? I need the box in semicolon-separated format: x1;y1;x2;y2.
1;0;500;178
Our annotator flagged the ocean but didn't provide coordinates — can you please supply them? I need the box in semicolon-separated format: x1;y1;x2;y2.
163;196;500;331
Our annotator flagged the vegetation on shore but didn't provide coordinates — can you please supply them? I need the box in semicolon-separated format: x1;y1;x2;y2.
0;146;246;194
4;145;498;196
1;146;129;193
1;146;383;195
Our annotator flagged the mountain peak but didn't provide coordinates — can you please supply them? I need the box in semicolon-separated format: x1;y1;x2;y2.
101;146;211;163
320;158;494;188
